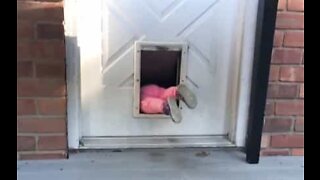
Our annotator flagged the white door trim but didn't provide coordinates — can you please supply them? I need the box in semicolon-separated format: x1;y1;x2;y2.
234;0;259;146
64;0;81;149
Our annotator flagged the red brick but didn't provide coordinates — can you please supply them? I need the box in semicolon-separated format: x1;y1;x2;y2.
35;0;63;2
261;135;270;148
17;79;66;97
269;65;279;81
267;84;298;98
273;30;284;47
261;149;290;156
291;148;304;156
17;41;65;59
19;152;66;160
38;136;67;150
265;101;274;116
275;100;304;115
17;41;31;59
276;12;304;29
18;118;66;133
263;117;292;132
17;79;37;97
37;98;66;115
17;99;37;115
17;136;36;151
37;23;64;40
36;62;65;79
17;20;34;40
299;84;304;98
17;61;34;78
277;0;287;10
294;117;304;132
272;49;303;64
288;0;304;12
284;31;304;47
271;134;304;148
17;1;63;22
280;67;304;82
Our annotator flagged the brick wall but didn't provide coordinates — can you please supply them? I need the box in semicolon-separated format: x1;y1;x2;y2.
261;0;304;156
17;0;67;160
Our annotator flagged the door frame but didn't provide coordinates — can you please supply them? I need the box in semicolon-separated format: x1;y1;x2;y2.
63;0;278;164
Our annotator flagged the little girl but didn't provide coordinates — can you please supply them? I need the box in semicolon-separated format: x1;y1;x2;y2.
140;84;197;123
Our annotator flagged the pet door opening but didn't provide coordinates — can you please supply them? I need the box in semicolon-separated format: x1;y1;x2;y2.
140;50;181;88
133;41;188;118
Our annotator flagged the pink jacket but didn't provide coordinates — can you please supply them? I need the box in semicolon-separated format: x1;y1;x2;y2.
140;84;177;114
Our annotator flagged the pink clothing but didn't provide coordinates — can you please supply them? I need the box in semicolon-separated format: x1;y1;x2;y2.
140;84;177;114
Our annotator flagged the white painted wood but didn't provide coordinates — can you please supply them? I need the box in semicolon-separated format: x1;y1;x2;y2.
64;0;80;149
64;0;259;148
223;0;260;146
81;0;246;136
234;0;260;146
224;0;247;144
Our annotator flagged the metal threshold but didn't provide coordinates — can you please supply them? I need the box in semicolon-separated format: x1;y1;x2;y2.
80;135;235;149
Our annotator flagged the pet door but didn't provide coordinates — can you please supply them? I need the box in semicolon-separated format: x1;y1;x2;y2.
133;41;188;118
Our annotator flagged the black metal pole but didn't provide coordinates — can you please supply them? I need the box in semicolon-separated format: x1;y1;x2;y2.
245;0;279;164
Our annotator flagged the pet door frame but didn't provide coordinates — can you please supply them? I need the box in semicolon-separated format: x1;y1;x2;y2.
133;41;188;118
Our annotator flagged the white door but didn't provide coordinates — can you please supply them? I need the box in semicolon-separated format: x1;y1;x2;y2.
72;0;257;145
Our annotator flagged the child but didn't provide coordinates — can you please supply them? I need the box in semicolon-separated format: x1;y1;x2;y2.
140;84;197;123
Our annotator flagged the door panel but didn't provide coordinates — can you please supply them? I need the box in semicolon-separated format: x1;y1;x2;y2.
79;0;247;136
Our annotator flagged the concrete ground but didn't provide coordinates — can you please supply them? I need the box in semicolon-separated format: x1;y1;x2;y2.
17;149;304;180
